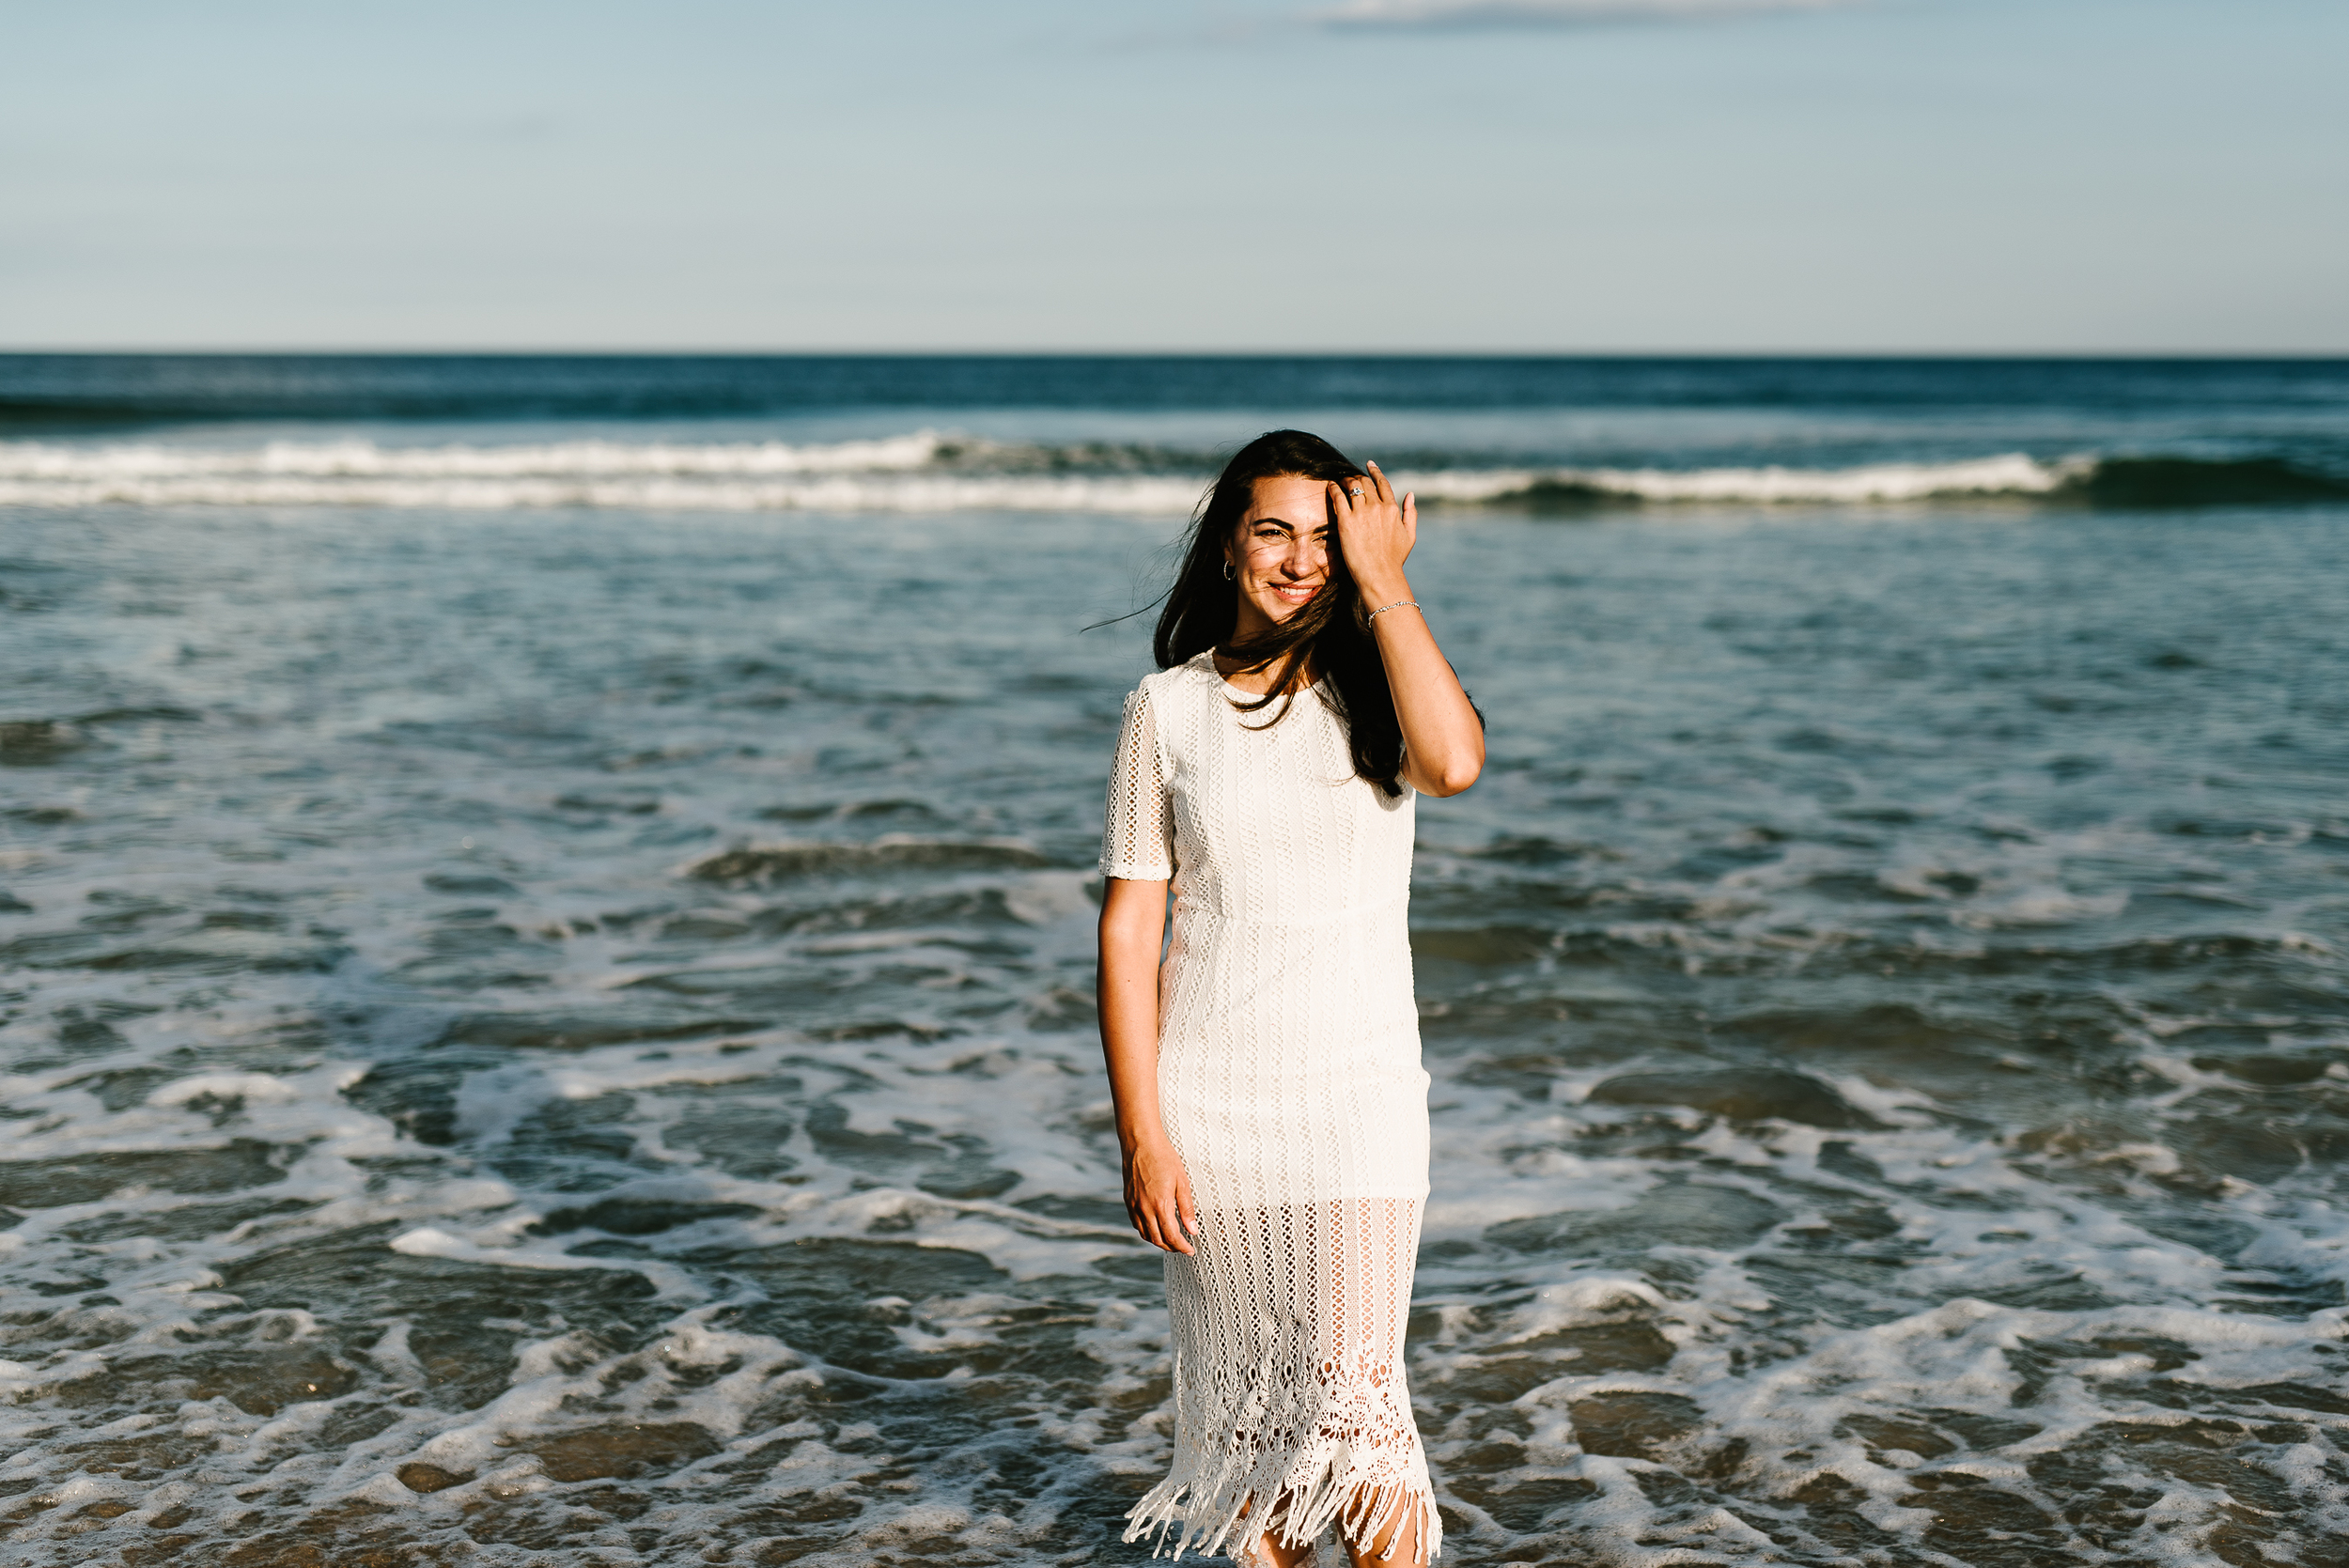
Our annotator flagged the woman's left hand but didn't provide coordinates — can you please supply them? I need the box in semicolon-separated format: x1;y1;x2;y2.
1329;461;1415;602
1333;458;1486;797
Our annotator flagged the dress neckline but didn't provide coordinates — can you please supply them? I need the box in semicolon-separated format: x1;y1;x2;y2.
1195;649;1325;700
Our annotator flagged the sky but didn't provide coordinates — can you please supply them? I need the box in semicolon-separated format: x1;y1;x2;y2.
2;0;2343;353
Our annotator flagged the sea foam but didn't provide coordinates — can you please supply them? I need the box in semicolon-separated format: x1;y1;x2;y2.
2;458;2344;1565
0;434;2093;511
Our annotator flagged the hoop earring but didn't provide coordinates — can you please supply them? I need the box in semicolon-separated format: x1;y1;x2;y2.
1222;558;1234;581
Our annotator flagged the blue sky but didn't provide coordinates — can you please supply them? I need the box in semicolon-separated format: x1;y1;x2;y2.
3;0;2342;351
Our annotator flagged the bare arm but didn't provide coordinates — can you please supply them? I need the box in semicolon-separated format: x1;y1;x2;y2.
1097;876;1195;1253
1332;461;1486;798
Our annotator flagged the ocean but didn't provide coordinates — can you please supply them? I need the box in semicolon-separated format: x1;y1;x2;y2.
2;354;2345;1566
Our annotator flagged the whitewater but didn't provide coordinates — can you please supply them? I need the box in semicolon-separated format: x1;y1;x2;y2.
0;431;2103;511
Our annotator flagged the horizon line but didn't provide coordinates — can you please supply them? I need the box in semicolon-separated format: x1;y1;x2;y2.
5;347;2348;361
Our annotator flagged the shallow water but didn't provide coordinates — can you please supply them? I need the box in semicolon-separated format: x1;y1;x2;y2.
4;364;2349;1567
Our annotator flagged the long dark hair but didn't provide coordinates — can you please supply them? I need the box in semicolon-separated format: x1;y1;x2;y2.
1154;430;1407;797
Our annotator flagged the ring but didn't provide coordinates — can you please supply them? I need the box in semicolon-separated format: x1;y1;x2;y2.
1349;487;1363;498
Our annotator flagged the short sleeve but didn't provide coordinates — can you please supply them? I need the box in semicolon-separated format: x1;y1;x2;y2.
1098;684;1174;881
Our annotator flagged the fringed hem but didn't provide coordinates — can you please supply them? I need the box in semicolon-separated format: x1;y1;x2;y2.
1120;1448;1442;1563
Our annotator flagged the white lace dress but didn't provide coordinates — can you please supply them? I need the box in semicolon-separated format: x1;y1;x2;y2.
1100;650;1439;1562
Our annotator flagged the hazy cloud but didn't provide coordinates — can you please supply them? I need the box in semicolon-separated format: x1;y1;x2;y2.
1310;0;1862;30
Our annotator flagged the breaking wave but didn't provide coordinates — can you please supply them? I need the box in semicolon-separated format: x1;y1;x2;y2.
1437;454;2349;509
0;434;2341;512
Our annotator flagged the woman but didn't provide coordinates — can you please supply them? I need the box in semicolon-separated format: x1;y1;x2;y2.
1097;430;1485;1566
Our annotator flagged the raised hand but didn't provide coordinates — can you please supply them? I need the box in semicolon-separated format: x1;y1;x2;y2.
1329;459;1416;603
1330;458;1485;798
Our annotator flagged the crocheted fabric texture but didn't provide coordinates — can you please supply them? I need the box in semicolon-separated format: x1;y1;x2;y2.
1100;651;1439;1562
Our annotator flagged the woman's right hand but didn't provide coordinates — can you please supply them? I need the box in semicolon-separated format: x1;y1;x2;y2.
1123;1134;1198;1254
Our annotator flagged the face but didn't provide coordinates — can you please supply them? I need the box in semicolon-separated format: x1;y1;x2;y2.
1225;474;1333;634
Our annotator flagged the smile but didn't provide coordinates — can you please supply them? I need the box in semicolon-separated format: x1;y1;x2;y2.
1268;582;1318;604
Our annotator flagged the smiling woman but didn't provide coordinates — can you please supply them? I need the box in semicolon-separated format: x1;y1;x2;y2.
1096;430;1485;1567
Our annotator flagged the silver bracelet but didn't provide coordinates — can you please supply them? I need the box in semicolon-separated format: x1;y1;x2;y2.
1366;598;1421;622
